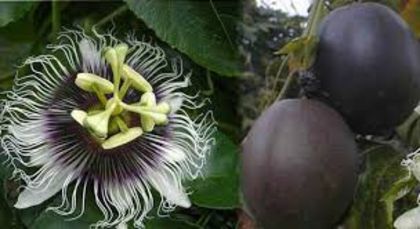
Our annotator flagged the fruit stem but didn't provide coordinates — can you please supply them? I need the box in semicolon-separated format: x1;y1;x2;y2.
305;0;325;37
276;71;294;101
277;0;324;101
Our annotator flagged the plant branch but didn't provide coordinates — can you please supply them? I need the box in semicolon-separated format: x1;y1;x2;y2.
95;5;129;28
51;0;60;38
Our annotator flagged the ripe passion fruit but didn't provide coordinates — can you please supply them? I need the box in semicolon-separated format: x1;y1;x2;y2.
241;99;358;229
313;2;420;135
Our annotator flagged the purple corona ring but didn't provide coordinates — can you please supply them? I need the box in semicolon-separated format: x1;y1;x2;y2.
0;30;216;228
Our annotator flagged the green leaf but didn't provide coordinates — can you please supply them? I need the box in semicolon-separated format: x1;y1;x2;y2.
0;155;13;181
189;132;240;209
345;145;414;229
0;182;14;228
0;2;34;27
30;211;92;229
29;193;103;229
124;0;242;77
276;36;319;71
0;12;36;90
381;172;416;226
397;112;420;148
145;217;200;229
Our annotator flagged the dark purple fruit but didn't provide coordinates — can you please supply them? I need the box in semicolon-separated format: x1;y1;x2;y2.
313;2;420;135
241;99;357;229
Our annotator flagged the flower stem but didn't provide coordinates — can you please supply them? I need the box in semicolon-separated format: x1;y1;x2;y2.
276;71;294;101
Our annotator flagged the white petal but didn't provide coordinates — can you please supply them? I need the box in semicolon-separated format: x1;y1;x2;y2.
165;147;187;163
410;161;420;182
394;206;420;229
415;105;420;115
79;39;101;72
28;145;50;167
154;144;186;163
14;169;77;209
147;169;191;208
116;222;128;229
167;96;183;114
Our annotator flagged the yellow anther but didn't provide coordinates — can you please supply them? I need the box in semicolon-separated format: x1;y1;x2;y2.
75;73;114;94
71;109;87;126
115;43;129;68
140;92;156;106
140;111;168;125
104;48;118;74
102;127;143;150
139;92;156;132
122;65;153;93
154;102;171;114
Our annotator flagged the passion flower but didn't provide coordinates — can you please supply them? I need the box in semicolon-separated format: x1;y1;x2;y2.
0;30;216;228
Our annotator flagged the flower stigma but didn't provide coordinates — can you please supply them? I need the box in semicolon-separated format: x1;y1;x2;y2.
72;44;168;149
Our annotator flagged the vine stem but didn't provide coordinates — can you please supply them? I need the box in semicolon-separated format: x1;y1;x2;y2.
305;0;325;37
276;0;324;101
51;0;60;38
95;5;129;28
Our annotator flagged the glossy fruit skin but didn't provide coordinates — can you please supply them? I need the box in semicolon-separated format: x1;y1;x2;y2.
241;99;358;229
313;2;420;135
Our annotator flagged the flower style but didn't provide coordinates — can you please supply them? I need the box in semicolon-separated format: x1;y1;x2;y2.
0;30;216;228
